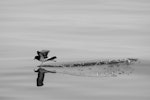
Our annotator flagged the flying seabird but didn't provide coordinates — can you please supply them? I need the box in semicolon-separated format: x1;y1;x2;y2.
34;50;57;65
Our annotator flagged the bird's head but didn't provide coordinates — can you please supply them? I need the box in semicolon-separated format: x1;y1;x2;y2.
34;56;39;60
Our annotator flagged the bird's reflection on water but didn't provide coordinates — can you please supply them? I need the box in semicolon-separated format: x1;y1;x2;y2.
34;68;56;86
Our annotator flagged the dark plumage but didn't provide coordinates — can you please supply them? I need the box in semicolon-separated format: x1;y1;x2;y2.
34;50;57;65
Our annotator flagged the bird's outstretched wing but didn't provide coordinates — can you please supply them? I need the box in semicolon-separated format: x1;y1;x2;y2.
41;50;50;58
47;56;57;61
37;50;50;58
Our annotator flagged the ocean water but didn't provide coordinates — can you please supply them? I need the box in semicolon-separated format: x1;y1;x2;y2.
0;58;150;100
0;0;150;100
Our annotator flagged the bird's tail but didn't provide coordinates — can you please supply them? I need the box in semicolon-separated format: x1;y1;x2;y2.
47;56;57;61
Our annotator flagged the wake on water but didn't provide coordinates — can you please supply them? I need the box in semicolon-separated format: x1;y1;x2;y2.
36;58;138;77
34;58;138;86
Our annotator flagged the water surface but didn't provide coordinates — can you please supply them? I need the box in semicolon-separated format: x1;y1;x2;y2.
0;0;150;100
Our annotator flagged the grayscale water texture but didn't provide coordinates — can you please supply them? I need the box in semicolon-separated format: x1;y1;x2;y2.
0;0;150;100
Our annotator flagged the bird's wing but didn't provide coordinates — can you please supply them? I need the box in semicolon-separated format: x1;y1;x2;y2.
47;56;57;61
37;51;40;56
37;50;50;58
36;51;45;61
40;50;50;58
